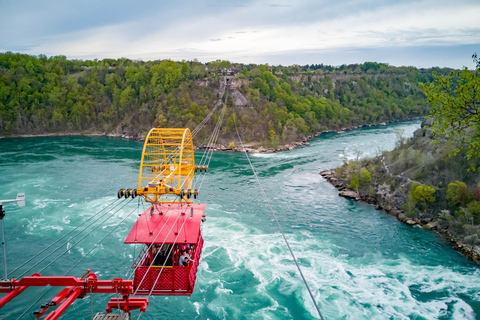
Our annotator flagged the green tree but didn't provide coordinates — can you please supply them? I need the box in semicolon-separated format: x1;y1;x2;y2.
350;176;359;192
422;54;480;164
359;169;371;185
413;184;436;205
446;181;468;206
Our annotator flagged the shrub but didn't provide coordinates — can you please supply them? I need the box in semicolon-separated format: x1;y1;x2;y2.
446;181;468;206
413;184;436;205
467;201;480;224
350;177;359;192
464;234;480;247
359;169;371;185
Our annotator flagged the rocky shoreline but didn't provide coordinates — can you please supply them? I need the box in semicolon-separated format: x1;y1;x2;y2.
0;118;422;154
320;169;480;262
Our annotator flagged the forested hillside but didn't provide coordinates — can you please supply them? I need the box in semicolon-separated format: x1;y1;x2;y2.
323;58;480;260
0;53;452;145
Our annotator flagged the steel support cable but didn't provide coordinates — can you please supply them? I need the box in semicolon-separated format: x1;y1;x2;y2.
14;203;139;320
127;200;182;280
35;199;135;276
190;108;224;191
16;198;129;279
133;204;187;296
147;212;190;297
201;94;227;162
196;93;227;166
128;201;182;281
201;103;226;166
233;118;326;320
194;104;227;192
10;198;123;277
158;101;219;168
191;103;219;137
195;105;224;168
192;101;227;190
65;204;140;275
132;207;185;295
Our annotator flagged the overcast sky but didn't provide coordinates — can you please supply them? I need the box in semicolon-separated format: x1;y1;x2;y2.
1;0;479;68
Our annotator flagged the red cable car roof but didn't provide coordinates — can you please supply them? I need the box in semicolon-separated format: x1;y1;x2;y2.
124;203;207;245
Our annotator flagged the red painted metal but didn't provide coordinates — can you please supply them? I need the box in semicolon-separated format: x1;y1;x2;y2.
132;233;204;296
0;274;134;295
35;286;76;319
0;273;148;319
1;199;206;318
189;235;204;293
43;287;82;320
107;297;149;313
124;203;206;244
0;285;27;308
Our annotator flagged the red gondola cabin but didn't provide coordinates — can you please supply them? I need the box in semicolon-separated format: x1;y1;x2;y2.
125;203;206;296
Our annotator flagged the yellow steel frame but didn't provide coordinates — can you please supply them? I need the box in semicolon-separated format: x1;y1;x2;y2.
136;128;195;203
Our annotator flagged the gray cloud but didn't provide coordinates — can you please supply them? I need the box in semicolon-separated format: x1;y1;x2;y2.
0;0;478;68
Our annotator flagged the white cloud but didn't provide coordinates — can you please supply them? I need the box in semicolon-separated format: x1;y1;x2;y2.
1;0;479;67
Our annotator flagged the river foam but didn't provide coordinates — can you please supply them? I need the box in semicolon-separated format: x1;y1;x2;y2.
1;121;479;319
198;216;479;319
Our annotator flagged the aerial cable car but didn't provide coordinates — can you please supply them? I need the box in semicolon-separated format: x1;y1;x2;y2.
118;128;207;296
0;127;208;319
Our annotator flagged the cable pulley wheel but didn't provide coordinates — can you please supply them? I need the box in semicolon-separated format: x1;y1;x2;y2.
117;189;125;199
125;189;132;198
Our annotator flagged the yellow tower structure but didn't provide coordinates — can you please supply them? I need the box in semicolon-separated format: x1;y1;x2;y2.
119;128;207;203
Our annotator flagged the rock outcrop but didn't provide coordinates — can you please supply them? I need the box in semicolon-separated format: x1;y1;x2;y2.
319;168;480;262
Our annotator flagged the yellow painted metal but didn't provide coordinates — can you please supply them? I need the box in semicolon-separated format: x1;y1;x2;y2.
136;128;196;203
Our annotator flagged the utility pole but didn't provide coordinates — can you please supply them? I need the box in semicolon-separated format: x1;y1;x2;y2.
0;193;25;280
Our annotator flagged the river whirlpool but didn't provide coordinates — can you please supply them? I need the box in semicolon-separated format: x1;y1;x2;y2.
1;120;479;320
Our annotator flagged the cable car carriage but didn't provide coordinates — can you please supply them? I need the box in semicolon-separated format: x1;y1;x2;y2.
119;128;208;296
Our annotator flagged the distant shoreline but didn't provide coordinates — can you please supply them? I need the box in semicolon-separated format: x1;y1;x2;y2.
0;117;423;153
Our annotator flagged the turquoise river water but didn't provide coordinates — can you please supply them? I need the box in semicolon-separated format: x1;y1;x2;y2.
1;120;479;320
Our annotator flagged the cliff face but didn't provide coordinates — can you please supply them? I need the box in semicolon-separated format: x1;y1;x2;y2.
321;120;480;261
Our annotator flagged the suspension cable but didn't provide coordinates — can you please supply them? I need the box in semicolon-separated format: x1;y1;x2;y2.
191;103;219;137
10;197;122;276
65;204;139;275
193;101;227;192
35;199;135;275
234;117;326;320
16;198;129;279
159;95;221;167
127;200;181;281
196;92;227;167
133;204;186;295
195;104;226;192
147;211;190;297
15;202;139;320
202;99;226;162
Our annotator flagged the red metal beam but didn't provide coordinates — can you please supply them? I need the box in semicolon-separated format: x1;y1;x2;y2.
43;288;82;320
35;286;76;319
0;286;27;308
106;297;149;313
0;274;134;295
0;273;148;318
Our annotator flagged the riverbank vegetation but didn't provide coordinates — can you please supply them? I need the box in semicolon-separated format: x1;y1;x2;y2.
0;52;450;145
329;55;480;259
